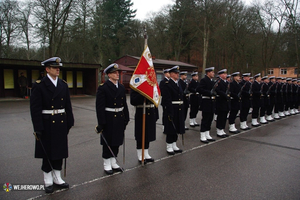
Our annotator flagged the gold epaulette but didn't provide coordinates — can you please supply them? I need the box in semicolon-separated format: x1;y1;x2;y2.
99;83;104;86
63;80;68;84
36;80;41;83
165;81;169;84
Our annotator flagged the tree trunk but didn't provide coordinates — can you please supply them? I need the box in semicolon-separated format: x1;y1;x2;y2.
202;16;209;78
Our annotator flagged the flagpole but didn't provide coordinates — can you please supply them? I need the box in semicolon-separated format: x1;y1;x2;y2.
141;26;148;166
144;25;147;48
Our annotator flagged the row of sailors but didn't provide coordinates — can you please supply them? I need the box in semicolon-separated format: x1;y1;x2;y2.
160;66;300;146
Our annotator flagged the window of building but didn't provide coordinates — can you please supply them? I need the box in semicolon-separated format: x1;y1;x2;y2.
268;69;274;75
280;68;287;75
77;71;83;88
67;71;73;88
32;70;39;83
4;69;14;89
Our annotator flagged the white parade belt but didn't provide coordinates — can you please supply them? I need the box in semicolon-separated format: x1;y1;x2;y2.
42;108;65;115
136;104;155;108
202;96;216;100
105;107;124;112
172;101;184;104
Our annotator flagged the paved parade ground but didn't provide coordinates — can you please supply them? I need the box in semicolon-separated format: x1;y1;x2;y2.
1;96;300;200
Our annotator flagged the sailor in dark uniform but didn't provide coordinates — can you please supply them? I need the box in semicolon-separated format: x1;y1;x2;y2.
130;89;158;163
161;66;185;155
197;67;216;143
259;76;269;124
228;72;241;134
282;78;289;116
188;72;200;127
291;79;298;114
30;57;74;193
215;69;230;137
239;73;251;130
227;74;232;83
178;71;190;130
251;73;262;127
285;78;292;115
95;63;130;175
159;69;170;131
266;76;276;121
274;77;284;118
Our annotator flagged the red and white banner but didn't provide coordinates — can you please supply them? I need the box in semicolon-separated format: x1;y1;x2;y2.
130;45;161;107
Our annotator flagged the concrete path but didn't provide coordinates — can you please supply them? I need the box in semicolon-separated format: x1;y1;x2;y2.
0;96;299;200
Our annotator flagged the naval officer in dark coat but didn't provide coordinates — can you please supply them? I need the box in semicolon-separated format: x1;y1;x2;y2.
251;73;263;127
197;67;216;143
161;66;184;155
178;71;190;130
188;72;200;127
96;63;130;175
159;69;170;131
266;76;276;121
130;89;158;163
215;69;230;137
30;57;74;193
239;73;252;130
228;72;241;134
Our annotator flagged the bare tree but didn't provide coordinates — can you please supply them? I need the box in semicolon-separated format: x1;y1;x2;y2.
196;0;225;77
281;0;299;77
0;0;20;58
18;0;34;60
255;0;286;74
33;0;74;57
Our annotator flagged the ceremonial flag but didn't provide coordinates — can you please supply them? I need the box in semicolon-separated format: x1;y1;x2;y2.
130;45;161;107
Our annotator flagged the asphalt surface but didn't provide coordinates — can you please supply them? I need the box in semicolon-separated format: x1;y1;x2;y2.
0;96;300;200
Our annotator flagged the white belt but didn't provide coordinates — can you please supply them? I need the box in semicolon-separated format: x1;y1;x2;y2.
42;108;65;115
172;101;184;104
136;104;155;108
202;96;216;100
191;92;199;95
105;107;124;112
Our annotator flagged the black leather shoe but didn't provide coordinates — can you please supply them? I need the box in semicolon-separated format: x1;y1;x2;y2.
229;130;240;134
217;134;226;138
104;170;113;175
54;182;69;189
252;124;261;127
223;134;230;137
207;138;215;142
174;149;183;153
194;124;200;126
113;167;123;173
185;127;189;130
45;185;54;193
241;127;251;130
190;124;195;127
201;140;209;143
145;158;154;163
167;151;175;155
138;159;147;164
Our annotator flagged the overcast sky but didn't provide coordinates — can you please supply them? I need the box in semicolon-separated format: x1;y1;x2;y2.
131;0;253;20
